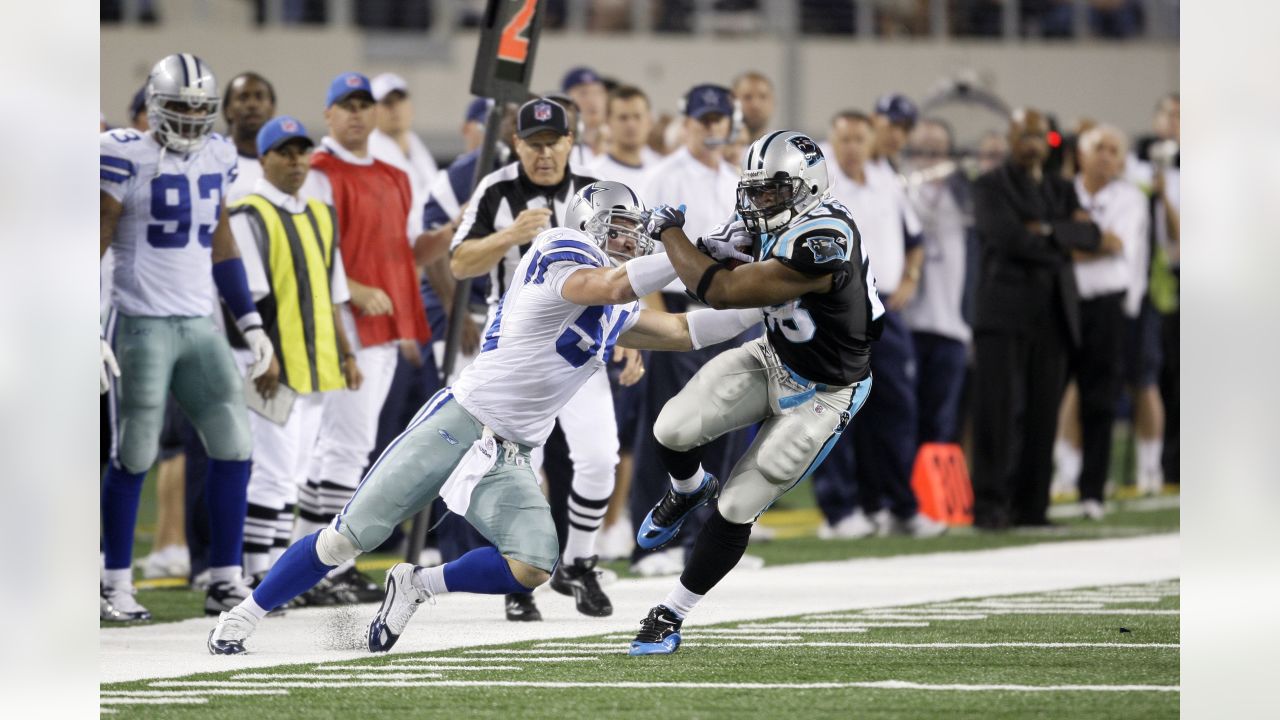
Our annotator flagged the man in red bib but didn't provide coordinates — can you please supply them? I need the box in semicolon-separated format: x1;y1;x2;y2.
296;72;430;602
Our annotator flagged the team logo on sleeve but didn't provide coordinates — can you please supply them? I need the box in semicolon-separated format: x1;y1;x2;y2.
788;136;821;167
803;235;847;264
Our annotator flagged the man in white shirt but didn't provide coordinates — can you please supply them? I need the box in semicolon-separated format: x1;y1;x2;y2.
562;66;608;166
815;110;942;540
588;85;660;191
631;83;749;576
368;72;440;238
871;93;918;180
732;70;775;144
1058;125;1146;520
222;72;276;202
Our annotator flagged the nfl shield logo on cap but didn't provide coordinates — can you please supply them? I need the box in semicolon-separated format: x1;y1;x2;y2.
534;102;552;122
346;75;362;87
282;119;298;132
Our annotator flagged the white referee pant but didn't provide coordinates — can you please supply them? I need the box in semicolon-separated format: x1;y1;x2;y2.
531;368;620;562
299;306;399;530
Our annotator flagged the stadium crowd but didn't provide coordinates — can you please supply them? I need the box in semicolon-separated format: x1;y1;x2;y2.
100;55;1179;622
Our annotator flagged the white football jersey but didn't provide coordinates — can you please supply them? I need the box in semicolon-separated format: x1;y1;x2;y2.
100;128;237;317
452;227;641;447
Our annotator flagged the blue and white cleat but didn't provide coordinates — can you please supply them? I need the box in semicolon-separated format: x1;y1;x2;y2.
629;605;684;656
207;606;258;655
636;473;720;550
368;563;432;653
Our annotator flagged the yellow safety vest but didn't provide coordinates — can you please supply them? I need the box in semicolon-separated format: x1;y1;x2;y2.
230;194;345;394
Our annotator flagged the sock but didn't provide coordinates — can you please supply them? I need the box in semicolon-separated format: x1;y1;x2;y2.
298;477;355;536
269;503;295;567
657;441;704;492
207;459;251;568
661;581;704;619
208;566;242;584
326;558;356;579
239;594;268;621
243;502;279;577
679;510;752;595
413;564;449;596
671;466;706;494
101;464;147;571
250;531;334;612
564;490;610;562
1054;440;1081;488
1138;439;1164;477
103;567;132;590
441;546;534;595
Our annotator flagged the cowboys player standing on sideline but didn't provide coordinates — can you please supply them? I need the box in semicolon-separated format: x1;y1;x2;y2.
629;131;882;655
100;53;274;620
207;181;762;654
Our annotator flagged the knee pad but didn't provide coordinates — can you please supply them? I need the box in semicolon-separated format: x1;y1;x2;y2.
717;483;766;525
756;434;820;487
654;401;701;452
197;403;253;462
316;527;361;566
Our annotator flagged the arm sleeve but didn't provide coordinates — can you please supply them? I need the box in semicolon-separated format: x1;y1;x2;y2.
773;226;853;277
537;237;607;297
99;132;140;202
228;213;270;301
329;249;351;304
899;186;924;250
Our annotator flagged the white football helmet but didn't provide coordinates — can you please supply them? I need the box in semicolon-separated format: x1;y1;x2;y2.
563;180;652;265
146;53;220;153
737;130;830;234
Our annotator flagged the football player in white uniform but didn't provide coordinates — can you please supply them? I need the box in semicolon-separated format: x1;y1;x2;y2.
100;54;273;621
206;181;762;655
628;131;883;655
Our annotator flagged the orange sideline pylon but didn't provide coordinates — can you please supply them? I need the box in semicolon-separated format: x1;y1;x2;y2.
910;442;974;526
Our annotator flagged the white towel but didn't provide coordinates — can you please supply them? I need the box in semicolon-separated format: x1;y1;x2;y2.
439;429;498;516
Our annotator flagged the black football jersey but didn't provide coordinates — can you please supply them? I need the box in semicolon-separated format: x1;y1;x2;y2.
753;197;884;386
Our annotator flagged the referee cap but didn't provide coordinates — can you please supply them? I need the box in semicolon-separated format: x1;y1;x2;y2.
517;98;570;139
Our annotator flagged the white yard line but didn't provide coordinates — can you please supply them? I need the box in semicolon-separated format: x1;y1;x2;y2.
148;679;1179;693
396;655;597;663
100;690;289;697
100;697;209;705
522;641;1179;650
314;665;525;672
101;533;1178;684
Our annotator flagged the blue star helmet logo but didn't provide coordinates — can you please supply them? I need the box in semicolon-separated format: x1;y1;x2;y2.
581;184;603;202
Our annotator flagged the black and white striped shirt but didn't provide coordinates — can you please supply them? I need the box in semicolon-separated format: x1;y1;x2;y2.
450;161;597;306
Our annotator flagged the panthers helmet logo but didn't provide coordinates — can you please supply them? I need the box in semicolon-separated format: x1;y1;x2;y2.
788;136;821;168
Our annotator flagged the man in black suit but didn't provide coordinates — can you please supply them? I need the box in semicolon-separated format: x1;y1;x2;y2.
970;108;1115;529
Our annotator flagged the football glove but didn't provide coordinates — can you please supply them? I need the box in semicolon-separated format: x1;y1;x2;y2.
243;327;275;380
696;219;754;265
645;203;686;239
100;337;120;395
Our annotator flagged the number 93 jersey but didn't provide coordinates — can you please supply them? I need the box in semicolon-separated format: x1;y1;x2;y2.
451;227;641;447
755;197;885;387
100;128;238;317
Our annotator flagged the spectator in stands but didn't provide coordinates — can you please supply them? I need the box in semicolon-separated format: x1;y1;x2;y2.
461;97;491;153
562;67;609;165
222;72;277;202
588;85;659;190
872;92;918;174
815;109;942;539
732;70;775;143
970;107;1106;530
1063;124;1148;520
296;72;430;602
976;129;1009;174
902;118;973;445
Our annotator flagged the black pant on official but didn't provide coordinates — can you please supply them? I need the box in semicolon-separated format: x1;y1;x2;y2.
971;315;1070;527
1075;292;1127;503
912;331;969;444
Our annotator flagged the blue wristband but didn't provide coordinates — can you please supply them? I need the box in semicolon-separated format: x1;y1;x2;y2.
212;258;261;331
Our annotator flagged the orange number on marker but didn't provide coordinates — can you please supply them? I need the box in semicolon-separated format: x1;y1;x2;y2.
498;0;538;64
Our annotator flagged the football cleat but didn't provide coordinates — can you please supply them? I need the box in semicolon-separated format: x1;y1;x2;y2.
207;605;258;655
101;583;152;622
636;473;719;550
629;605;684;656
368;563;433;653
504;592;542;622
549;555;613;617
331;565;386;603
205;578;254;616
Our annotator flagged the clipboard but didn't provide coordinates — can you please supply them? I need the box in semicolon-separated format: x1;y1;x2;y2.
244;380;297;426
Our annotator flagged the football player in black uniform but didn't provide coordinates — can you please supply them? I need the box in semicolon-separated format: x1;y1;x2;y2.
629;130;884;655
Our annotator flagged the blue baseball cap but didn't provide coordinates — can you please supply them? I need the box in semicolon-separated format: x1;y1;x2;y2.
465;97;492;125
326;72;374;107
129;85;147;118
874;93;918;127
256;116;314;157
684;84;734;120
561;66;602;93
